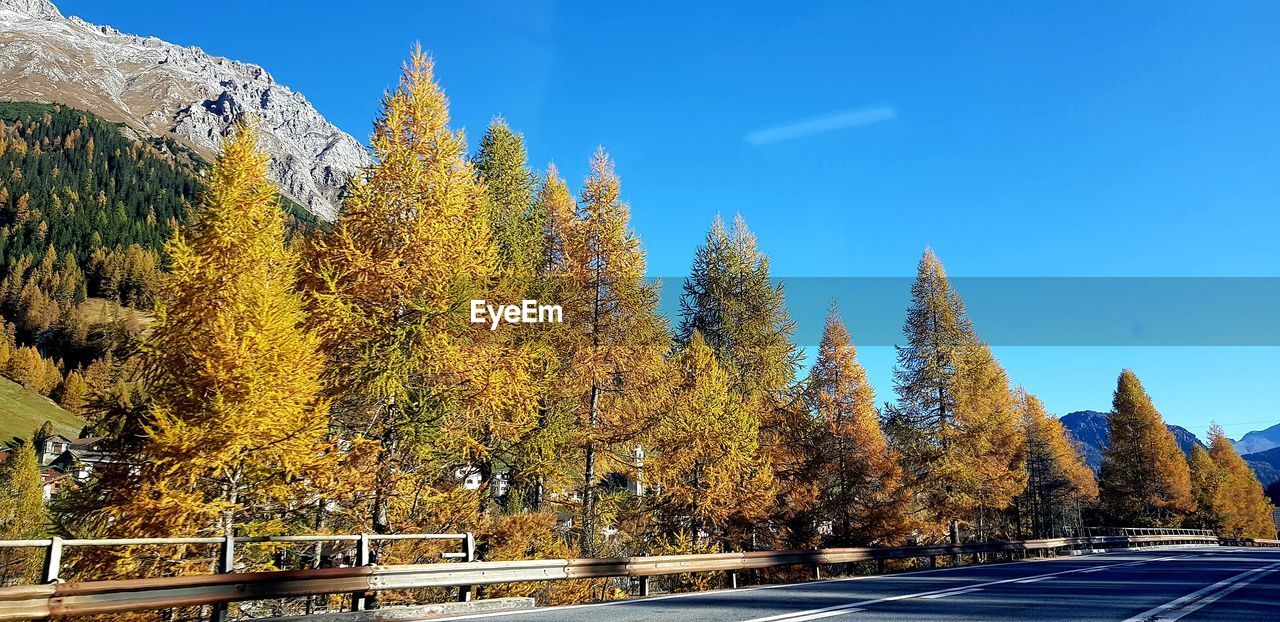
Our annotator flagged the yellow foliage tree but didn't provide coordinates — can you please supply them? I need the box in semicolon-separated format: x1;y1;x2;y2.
1098;369;1194;527
1206;425;1274;537
647;332;772;547
805;308;910;546
304;48;539;536
1016;389;1097;538
549;151;669;556
73;125;333;575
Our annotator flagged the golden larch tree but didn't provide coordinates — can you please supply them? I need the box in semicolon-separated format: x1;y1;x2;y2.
647;331;772;547
1206;425;1275;537
1098;369;1194;527
551;150;669;556
74;125;333;576
1015;389;1097;538
805;308;910;546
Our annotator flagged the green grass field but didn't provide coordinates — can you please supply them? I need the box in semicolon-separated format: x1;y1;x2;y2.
0;377;86;444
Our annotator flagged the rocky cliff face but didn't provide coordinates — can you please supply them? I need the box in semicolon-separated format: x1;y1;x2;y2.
0;0;368;220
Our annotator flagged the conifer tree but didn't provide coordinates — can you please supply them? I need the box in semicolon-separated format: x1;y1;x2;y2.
305;49;540;535
1206;425;1274;537
1098;370;1194;527
675;215;811;546
884;249;1023;539
1015;390;1097;538
58;370;88;414
648;332;771;546
474;118;542;292
1187;445;1223;531
552;150;669;556
805;308;910;545
0;433;45;584
76;125;333;561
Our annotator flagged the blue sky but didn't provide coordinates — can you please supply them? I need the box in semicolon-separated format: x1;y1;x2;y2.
57;0;1280;439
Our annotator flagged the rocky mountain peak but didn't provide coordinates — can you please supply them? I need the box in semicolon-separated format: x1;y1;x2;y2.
1;0;61;20
0;0;370;220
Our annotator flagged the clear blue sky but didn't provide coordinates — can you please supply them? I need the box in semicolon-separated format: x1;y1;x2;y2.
57;0;1280;440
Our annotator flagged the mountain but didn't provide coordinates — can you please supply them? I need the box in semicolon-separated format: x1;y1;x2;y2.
0;0;369;220
1232;422;1280;456
1242;446;1280;489
1059;410;1207;472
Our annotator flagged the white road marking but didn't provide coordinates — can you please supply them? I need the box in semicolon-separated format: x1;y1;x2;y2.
1121;560;1280;622
741;554;1194;622
921;587;984;599
1015;576;1052;583
744;603;864;622
426;549;1205;622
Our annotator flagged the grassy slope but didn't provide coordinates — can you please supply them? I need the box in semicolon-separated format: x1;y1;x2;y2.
0;377;85;443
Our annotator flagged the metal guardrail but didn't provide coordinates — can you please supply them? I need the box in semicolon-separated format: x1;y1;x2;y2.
0;530;1236;621
0;532;473;621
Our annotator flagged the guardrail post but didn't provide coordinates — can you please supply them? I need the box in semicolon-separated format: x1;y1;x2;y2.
351;534;370;611
928;555;937;569
877;559;885;574
42;537;62;584
639;576;651;596
729;571;739;589
812;564;822;581
458;532;475;602
210;534;233;622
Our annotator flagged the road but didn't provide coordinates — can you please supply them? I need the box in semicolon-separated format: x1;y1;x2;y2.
428;547;1280;622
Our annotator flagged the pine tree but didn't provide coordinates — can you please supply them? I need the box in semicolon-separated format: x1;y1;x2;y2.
1206;425;1274;537
0;433;46;584
884;249;1023;539
647;332;771;546
1016;390;1097;538
1098;370;1194;527
805;308;910;546
77;125;333;567
552;150;669;556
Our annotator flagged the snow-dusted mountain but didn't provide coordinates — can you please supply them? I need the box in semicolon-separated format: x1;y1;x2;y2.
0;0;369;220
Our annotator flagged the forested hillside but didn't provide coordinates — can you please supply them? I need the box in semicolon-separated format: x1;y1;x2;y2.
0;102;316;428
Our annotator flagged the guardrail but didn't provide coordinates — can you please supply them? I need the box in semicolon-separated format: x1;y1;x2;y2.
0;532;473;621
0;530;1240;621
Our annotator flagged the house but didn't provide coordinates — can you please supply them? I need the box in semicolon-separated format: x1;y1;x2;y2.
39;435;112;484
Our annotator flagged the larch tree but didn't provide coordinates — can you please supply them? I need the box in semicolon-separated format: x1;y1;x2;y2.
1015;389;1097;538
884;248;1024;540
1187;445;1224;531
73;125;333;575
805;308;910;546
947;343;1026;539
675;215;809;547
58;369;88;414
0;433;46;584
1206;425;1274;537
304;49;539;535
647;332;772;547
473;118;542;294
1098;370;1194;527
553;150;669;556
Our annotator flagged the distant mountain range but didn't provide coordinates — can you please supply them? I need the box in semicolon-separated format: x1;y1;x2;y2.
1231;422;1280;455
0;0;368;220
1059;410;1207;472
1060;410;1280;492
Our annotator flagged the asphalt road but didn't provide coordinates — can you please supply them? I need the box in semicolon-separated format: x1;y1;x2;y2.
428;546;1280;622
